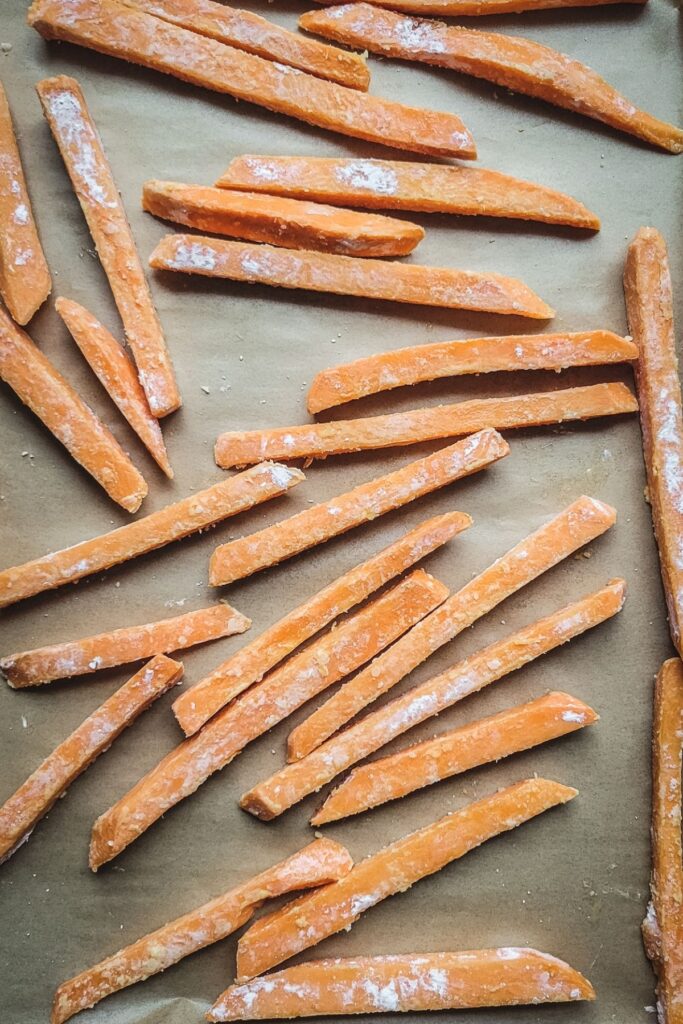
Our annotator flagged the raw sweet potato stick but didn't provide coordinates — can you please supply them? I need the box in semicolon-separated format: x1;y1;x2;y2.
35;75;179;417
300;4;683;153
312;0;643;14
0;655;182;865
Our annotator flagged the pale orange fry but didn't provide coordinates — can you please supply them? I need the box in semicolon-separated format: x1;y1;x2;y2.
0;655;182;865
35;75;179;417
0;463;304;610
300;4;683;153
0;306;147;513
313;0;644;14
0;82;51;325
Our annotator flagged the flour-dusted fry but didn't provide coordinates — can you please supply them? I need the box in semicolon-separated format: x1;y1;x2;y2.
0;655;182;865
312;0;644;14
300;5;683;153
0;463;304;610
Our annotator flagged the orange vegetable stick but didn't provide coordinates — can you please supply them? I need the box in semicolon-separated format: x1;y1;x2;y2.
52;837;353;1024
210;947;595;1020
217;155;599;231
35;75;179;417
0;307;147;513
0;655;182;865
306;329;638;413
300;5;683;154
209;430;507;589
642;659;683;1024
313;0;644;14
242;580;625;819
150;235;553;319
27;0;477;161
625;228;683;657
287;494;615;761
142;181;424;259
315;691;597;823
236;778;576;979
0;82;51;325
0;462;304;610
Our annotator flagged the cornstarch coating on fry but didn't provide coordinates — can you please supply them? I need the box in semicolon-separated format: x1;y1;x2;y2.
312;0;642;14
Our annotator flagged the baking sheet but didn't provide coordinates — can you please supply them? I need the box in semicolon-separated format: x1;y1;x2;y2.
0;0;682;1020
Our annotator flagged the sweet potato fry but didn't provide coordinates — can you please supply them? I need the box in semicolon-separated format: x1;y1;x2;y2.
142;181;424;258
0;655;182;865
299;4;683;153
53;837;353;1024
35;75;179;417
287;495;615;761
0;82;51;325
315;691;597;823
150;235;554;318
209;430;507;588
28;0;477;160
0;307;147;513
306;330;638;413
210;947;595;1020
312;0;644;14
242;580;625;819
0;463;304;610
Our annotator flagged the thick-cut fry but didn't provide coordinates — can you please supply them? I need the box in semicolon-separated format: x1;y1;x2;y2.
313;0;644;13
217;155;599;231
0;655;182;865
306;330;638;413
0;83;51;325
35;75;179;417
642;659;683;1024
142;181;424;258
209;430;507;588
0;307;147;513
315;691;597;823
216;383;637;466
236;778;576;979
28;0;477;160
625;228;683;657
0;463;304;610
242;580;625;819
52;839;352;1023
151;235;553;319
300;5;683;154
210;947;595;1020
287;495;615;760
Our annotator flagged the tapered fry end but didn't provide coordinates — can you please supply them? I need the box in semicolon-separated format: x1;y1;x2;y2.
605;577;628;608
310;803;338;826
120;483;148;514
576;494;617;530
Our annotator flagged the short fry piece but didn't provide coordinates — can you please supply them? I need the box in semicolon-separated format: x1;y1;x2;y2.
151;235;553;319
0;307;147;513
142;181;423;258
299;5;683;154
0;463;304;610
0;655;182;865
36;75;179;416
0;82;51;324
53;838;353;1024
312;0;644;14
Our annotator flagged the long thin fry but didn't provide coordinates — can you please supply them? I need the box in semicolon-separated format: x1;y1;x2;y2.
0;307;148;513
242;580;625;819
300;4;683;153
313;0;644;13
151;235;554;319
0;463;304;610
28;0;477;160
53;838;353;1024
0;655;182;865
286;494;615;761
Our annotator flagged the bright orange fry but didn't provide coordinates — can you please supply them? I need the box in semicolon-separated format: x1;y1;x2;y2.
0;463;304;610
300;4;683;153
0;82;51;325
35;75;179;417
0;307;147;513
313;0;644;13
142;181;424;258
56;297;173;478
287;495;615;761
27;0;477;160
150;235;553;318
0;655;182;866
242;580;625;819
